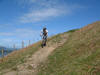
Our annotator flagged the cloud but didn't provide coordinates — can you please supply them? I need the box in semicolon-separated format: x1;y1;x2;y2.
20;7;68;23
15;28;39;38
15;0;70;23
0;24;12;28
0;28;39;38
1;38;13;43
0;28;40;47
17;0;84;23
17;0;58;6
0;38;23;48
0;32;13;36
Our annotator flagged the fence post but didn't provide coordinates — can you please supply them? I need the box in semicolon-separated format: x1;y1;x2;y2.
29;40;31;46
22;41;24;48
13;44;16;50
2;49;4;58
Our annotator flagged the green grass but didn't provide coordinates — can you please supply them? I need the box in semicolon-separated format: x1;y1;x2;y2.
0;41;41;72
37;21;100;75
0;21;100;75
67;29;78;33
0;31;68;73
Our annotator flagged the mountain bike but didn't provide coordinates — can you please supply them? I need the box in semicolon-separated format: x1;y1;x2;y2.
41;36;47;48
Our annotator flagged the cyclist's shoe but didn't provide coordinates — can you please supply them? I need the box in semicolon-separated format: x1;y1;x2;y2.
44;43;46;46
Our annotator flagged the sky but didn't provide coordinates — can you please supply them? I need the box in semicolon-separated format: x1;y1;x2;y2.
0;0;100;48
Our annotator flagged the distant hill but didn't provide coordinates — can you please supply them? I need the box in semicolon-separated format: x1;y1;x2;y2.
0;46;16;53
0;46;6;50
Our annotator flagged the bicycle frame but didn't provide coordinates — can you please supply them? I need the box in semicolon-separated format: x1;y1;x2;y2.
41;36;47;48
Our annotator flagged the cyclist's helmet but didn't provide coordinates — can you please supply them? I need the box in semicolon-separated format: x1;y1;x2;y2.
43;27;46;30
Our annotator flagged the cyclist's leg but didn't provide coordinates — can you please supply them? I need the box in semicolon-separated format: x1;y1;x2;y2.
44;36;47;46
41;35;47;47
41;35;44;47
42;36;45;46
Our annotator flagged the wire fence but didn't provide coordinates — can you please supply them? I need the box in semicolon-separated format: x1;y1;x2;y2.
0;34;53;58
0;39;40;58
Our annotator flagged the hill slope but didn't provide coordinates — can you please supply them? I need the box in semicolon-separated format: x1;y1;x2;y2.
37;21;100;75
0;21;100;75
0;30;70;75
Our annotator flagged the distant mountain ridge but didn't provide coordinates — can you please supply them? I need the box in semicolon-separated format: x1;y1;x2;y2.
0;46;16;57
0;46;7;50
0;46;16;52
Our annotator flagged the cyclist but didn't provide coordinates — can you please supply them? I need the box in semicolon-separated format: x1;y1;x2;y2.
40;27;48;47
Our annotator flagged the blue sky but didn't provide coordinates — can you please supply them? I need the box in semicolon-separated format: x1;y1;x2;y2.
0;0;100;48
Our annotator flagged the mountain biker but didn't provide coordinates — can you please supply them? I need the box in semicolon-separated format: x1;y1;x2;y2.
40;27;48;46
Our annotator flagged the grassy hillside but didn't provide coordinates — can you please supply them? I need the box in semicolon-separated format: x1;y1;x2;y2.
37;21;100;75
0;31;70;74
0;42;42;73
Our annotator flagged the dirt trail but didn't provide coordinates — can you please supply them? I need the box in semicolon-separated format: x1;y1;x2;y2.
3;34;69;75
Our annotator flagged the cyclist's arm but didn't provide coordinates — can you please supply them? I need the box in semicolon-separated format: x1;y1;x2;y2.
40;30;43;37
46;30;48;36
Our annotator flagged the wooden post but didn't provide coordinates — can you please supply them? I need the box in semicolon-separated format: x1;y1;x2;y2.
22;41;24;48
2;49;4;58
29;40;30;46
